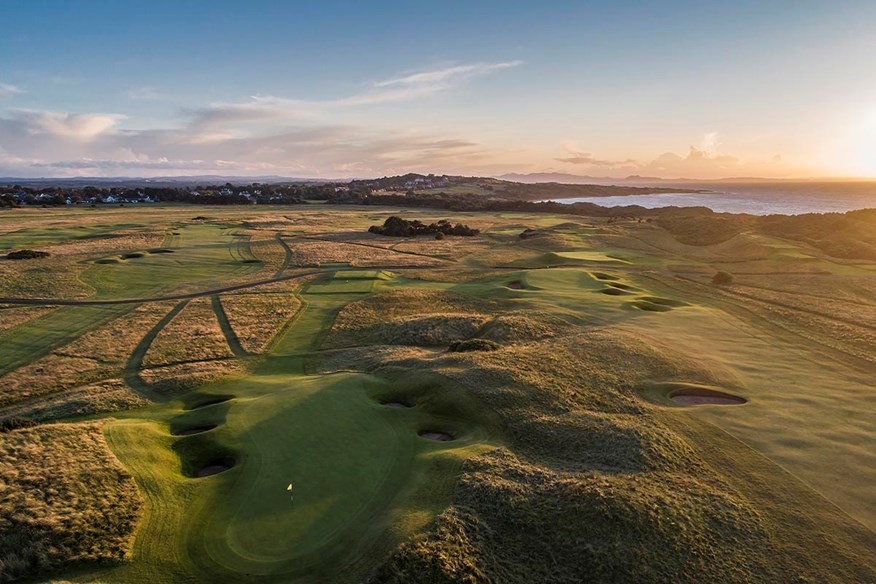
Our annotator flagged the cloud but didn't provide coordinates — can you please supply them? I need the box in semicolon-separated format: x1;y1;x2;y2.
555;135;792;178
6;110;125;140
555;141;636;166
0;83;24;97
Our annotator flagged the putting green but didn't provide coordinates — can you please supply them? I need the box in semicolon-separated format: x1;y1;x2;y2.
98;291;498;582
83;224;262;299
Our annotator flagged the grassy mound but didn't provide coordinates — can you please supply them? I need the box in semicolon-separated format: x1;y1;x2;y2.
372;451;779;584
0;423;141;582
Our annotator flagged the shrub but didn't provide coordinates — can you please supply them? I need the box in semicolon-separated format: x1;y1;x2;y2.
448;338;501;352
712;271;734;285
369;216;479;237
6;249;50;260
0;418;36;432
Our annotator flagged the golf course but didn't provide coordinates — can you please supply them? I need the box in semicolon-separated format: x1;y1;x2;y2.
1;204;874;583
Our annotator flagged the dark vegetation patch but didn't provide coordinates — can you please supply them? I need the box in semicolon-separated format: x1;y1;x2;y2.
5;249;50;260
241;259;263;264
0;417;36;432
368;216;479;237
712;271;734;285
448;338;501;352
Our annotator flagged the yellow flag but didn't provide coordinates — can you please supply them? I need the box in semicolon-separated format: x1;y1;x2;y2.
287;483;293;491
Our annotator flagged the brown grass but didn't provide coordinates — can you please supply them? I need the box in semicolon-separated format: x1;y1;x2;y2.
0;422;141;582
139;359;242;394
0;302;177;409
284;238;444;267
0;306;55;333
143;298;232;366
219;292;301;353
325;289;497;348
0;379;147;422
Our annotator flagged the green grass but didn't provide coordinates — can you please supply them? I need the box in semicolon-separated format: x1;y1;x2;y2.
92;292;499;583
0;305;128;375
0;223;146;251
82;224;263;299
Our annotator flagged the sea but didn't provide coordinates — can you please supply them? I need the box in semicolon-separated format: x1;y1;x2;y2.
544;181;876;215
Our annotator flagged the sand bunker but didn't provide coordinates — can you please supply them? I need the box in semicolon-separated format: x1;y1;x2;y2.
184;395;234;410
507;280;525;290
419;431;454;441
148;248;175;254
196;457;235;477
592;272;619;280
173;424;218;436
122;252;145;259
670;387;746;406
601;288;626;296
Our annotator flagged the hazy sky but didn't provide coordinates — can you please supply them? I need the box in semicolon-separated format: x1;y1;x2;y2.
2;0;876;179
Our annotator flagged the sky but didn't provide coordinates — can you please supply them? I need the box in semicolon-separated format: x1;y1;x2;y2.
2;0;876;180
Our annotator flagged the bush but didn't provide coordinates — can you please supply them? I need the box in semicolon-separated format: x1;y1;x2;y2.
448;338;501;352
0;418;36;432
711;271;733;285
6;249;50;260
369;216;479;237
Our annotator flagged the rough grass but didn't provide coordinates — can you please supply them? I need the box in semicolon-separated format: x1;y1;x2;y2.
285;238;444;267
325;289;497;348
218;292;302;353
0;422;142;582
0;306;55;333
0;302;176;409
139;360;243;394
143;298;233;366
0;379;148;422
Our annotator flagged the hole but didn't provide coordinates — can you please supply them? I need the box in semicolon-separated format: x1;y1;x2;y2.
670;387;746;406
419;430;454;442
173;424;218;436
196;456;236;477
